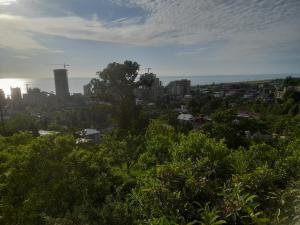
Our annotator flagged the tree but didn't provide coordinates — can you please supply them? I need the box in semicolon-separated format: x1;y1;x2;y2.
96;60;140;101
283;76;300;87
202;109;249;148
0;134;118;225
0;114;38;136
0;119;299;224
91;61;154;130
139;73;156;87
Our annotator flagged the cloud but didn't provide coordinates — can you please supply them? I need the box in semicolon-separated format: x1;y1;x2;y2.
0;14;67;53
0;0;299;55
176;48;209;56
0;15;47;50
49;49;64;54
0;0;16;6
11;55;30;59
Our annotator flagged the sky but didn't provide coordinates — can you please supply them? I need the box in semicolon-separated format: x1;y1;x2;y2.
0;0;300;78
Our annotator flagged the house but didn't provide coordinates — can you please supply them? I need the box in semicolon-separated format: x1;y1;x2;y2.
78;128;101;143
194;115;211;128
38;130;59;136
237;111;260;119
213;92;224;98
177;113;194;123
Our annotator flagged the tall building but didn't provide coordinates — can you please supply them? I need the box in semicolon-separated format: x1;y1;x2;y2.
149;76;163;101
54;69;70;97
10;87;22;101
83;83;92;97
166;79;191;97
135;74;163;102
0;89;5;122
0;89;5;102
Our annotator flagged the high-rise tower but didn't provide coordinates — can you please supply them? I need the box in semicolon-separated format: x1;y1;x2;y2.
54;69;70;97
10;87;22;101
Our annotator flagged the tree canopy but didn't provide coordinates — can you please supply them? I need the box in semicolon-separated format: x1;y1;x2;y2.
0;119;299;225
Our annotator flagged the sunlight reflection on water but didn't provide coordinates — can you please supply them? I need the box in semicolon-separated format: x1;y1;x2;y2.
0;78;29;97
0;77;90;97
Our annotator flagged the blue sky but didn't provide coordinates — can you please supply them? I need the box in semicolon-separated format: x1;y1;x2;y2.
0;0;300;78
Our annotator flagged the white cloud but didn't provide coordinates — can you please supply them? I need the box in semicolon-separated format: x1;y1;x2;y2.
0;0;16;6
0;0;299;55
176;48;209;56
11;55;30;59
49;49;64;54
0;15;66;53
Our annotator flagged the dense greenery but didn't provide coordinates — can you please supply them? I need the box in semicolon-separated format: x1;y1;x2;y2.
0;118;299;224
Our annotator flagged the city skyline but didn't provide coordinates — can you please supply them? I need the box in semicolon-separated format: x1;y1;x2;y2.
0;0;300;78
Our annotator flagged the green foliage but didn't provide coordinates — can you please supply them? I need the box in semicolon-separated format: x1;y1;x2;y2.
227;148;249;175
283;76;300;87
221;182;269;225
138;119;177;168
0;134;119;225
0;114;38;136
202;109;256;148
91;60;145;130
139;73;156;87
267;188;300;224
0;119;299;225
188;204;226;225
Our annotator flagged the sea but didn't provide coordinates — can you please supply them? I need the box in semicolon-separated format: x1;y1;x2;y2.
0;74;299;96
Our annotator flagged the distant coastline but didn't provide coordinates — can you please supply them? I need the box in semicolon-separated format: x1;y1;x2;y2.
159;74;300;86
1;74;299;95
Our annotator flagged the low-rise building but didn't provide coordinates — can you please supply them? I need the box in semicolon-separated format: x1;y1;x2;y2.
78;128;101;143
177;113;194;123
23;88;48;106
38;130;59;136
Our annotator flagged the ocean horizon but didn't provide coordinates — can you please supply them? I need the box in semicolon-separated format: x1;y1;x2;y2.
1;74;299;96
